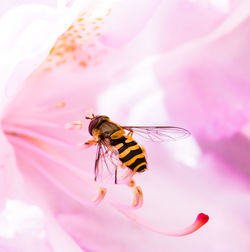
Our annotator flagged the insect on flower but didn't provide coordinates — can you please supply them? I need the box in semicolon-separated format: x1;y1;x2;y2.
84;114;190;184
66;112;207;236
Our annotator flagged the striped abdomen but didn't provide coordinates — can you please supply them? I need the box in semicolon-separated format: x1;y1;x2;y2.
110;136;147;172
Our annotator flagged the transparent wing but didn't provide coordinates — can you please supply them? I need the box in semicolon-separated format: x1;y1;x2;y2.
122;126;190;142
94;141;120;183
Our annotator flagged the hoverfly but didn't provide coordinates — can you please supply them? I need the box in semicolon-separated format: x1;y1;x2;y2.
85;115;190;183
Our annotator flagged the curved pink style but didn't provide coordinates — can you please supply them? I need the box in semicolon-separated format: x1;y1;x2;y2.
117;211;209;237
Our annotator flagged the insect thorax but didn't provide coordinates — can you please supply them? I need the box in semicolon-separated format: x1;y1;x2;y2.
94;120;123;139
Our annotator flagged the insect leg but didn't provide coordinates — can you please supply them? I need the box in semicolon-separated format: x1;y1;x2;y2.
120;169;136;184
109;150;118;166
91;187;107;205
115;166;117;184
84;138;98;147
126;129;134;137
94;143;102;181
141;144;147;158
109;150;118;184
120;163;126;169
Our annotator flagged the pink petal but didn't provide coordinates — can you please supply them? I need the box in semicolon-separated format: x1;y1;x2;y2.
0;0;90;104
0;0;56;18
156;2;250;139
100;0;241;52
0;128;84;252
100;0;161;48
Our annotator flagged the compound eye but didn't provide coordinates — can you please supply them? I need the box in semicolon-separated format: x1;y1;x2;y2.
88;118;99;135
97;115;109;120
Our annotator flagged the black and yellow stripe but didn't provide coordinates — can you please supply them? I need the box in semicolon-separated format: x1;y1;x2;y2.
110;136;147;172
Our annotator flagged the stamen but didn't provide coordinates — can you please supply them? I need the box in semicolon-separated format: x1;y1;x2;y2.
64;120;82;130
117;169;136;186
116;208;209;237
128;179;135;187
122;169;136;179
107;185;143;210
7;135;93;182
4;125;77;149
22;105;83;119
13;146;98;207
91;187;107;205
77;142;87;148
6;119;60;128
8;135;143;211
26;102;66;112
53;102;66;108
132;186;143;208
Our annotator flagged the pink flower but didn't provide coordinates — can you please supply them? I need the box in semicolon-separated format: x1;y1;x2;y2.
1;0;250;251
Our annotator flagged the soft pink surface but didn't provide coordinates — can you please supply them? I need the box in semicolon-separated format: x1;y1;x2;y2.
1;0;250;251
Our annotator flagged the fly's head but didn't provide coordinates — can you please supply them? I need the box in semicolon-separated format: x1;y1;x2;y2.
85;114;109;136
